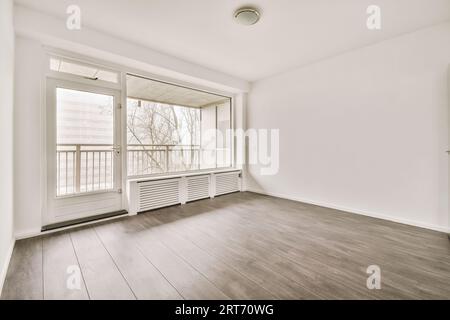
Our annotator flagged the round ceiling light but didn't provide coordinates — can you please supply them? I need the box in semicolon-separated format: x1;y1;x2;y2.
234;7;260;26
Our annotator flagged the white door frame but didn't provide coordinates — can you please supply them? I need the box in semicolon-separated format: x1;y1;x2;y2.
44;78;124;226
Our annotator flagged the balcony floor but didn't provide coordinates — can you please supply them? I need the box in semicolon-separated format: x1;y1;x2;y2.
1;192;450;300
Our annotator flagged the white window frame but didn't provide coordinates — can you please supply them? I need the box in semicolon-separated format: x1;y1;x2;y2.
124;74;235;180
46;55;122;90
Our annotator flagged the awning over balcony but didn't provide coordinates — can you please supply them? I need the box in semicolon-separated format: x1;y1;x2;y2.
127;74;229;108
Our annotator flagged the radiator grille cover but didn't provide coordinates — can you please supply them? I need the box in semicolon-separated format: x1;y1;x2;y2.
215;172;240;196
138;179;181;212
187;175;210;202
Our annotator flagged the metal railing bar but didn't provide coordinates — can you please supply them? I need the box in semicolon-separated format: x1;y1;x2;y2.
85;153;88;193
65;153;68;195
98;151;101;190
91;152;95;192
72;151;76;193
104;151;107;190
57;152;61;196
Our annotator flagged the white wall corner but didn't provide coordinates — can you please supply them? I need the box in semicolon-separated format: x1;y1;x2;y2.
447;65;450;234
0;0;15;298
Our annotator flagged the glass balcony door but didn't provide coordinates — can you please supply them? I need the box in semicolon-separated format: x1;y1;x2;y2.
45;79;123;225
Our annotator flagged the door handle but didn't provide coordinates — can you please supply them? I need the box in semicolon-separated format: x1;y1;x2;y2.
111;146;121;154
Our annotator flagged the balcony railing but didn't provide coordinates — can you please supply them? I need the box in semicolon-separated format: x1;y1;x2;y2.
56;144;201;196
56;144;114;196
127;144;201;177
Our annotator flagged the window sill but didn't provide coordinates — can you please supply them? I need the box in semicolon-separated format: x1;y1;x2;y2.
127;168;241;183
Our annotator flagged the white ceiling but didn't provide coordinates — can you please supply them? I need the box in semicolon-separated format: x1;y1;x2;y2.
15;0;450;82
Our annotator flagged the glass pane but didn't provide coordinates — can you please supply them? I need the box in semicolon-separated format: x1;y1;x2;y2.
127;98;201;176
126;74;232;177
59;60;97;79
56;88;115;196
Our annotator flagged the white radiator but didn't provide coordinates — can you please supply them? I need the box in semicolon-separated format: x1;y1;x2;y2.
137;178;181;212
186;175;210;202
214;172;241;196
127;170;241;215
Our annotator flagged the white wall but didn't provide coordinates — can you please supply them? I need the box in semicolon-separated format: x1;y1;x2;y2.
0;0;15;292
14;37;45;237
247;22;450;232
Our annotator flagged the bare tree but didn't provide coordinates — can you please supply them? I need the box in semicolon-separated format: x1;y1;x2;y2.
127;99;200;175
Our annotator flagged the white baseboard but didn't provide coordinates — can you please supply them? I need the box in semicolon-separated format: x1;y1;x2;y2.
0;238;16;296
14;229;42;241
247;188;450;234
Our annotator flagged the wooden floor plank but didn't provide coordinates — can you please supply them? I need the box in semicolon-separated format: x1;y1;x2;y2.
149;207;322;299
43;232;89;300
139;214;276;299
229;194;450;299
1;238;43;300
127;217;230;300
70;227;135;300
93;220;183;300
187;201;389;297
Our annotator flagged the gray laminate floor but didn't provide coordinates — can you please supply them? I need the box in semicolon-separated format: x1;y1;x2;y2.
2;192;450;300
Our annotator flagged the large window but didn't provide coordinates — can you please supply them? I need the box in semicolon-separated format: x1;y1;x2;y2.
126;75;232;176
